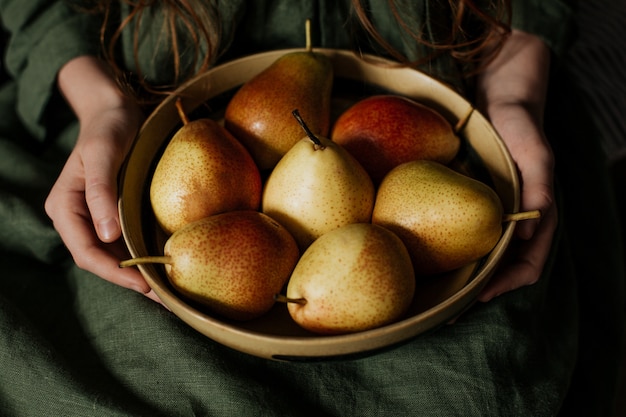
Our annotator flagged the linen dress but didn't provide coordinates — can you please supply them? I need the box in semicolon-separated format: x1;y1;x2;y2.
0;1;623;416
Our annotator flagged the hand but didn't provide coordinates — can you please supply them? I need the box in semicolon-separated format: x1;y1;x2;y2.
44;56;162;303
476;102;558;301
474;30;558;302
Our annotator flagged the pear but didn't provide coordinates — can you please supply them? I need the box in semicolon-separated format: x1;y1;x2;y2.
261;110;375;250
331;95;461;184
276;223;415;335
120;211;300;321
371;160;504;276
150;98;262;235
224;21;333;172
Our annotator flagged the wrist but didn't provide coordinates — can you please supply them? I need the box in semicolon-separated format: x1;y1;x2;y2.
57;55;136;122
476;30;551;122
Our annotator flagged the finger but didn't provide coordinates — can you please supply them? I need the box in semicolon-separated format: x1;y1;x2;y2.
513;137;555;239
488;108;554;241
80;135;127;243
46;161;151;294
515;171;554;241
478;202;557;302
145;289;166;305
56;207;162;303
58;198;151;294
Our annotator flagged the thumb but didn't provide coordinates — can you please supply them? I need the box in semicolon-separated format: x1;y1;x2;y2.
83;140;124;243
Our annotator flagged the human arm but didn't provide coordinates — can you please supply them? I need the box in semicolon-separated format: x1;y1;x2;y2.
475;29;558;301
44;56;161;303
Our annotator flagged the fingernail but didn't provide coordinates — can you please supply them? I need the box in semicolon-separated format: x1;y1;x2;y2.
98;217;119;241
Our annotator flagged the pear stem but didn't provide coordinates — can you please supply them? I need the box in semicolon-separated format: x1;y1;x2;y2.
175;97;190;125
454;106;474;133
292;109;325;149
119;256;172;268
305;19;312;52
274;293;307;305
502;209;542;223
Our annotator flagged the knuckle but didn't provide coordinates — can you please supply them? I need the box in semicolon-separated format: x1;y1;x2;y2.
44;192;60;219
71;248;97;272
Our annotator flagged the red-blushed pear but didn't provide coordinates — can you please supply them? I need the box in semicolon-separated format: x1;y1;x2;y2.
150;98;262;235
372;160;540;276
276;223;415;335
262;110;375;251
120;211;300;321
224;21;333;172
331;94;461;184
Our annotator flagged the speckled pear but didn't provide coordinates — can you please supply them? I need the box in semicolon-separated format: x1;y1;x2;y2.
331;94;461;184
262;110;375;250
372;160;504;276
150;98;262;235
120;211;299;321
277;223;415;335
224;22;333;172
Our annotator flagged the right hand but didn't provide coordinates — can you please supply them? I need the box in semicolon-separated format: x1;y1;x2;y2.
45;56;162;303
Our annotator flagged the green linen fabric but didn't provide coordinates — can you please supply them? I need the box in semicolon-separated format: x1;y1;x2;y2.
510;0;576;54
0;1;624;416
0;0;101;141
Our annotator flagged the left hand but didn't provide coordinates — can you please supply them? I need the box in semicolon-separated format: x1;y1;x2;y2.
476;101;558;302
474;30;558;302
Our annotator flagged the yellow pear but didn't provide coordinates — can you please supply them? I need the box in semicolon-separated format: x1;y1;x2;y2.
150;98;262;235
277;223;415;335
224;21;333;172
120;211;299;321
262;110;375;250
372;160;504;276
